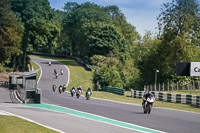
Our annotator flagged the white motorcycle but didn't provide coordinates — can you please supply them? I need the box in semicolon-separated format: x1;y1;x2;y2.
143;95;155;114
71;88;75;97
85;91;91;100
76;89;81;98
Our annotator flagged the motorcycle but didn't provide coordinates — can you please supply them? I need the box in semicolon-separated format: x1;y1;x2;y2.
62;85;66;92
143;95;155;114
55;73;58;79
85;91;91;100
58;86;62;94
52;85;56;92
71;88;75;97
76;89;81;98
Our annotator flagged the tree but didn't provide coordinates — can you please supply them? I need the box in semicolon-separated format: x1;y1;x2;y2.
11;0;60;70
156;0;200;81
136;32;161;88
62;2;112;58
0;0;22;70
87;25;125;57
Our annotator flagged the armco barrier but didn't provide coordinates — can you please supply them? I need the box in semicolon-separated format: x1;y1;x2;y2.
103;86;125;95
0;81;9;88
131;89;200;106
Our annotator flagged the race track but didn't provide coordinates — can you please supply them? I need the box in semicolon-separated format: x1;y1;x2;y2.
31;57;200;133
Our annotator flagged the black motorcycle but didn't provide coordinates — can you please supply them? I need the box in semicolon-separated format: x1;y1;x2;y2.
85;91;91;100
76;89;81;98
71;88;76;97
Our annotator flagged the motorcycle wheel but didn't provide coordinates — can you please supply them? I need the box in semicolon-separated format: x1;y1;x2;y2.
148;104;152;114
86;95;90;100
144;110;147;114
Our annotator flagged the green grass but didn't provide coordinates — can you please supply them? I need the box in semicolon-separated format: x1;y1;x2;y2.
30;55;200;113
163;89;200;96
0;115;58;133
30;61;41;81
30;55;93;91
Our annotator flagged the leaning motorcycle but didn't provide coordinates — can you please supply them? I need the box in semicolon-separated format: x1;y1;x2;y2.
76;89;81;98
59;87;62;94
143;95;155;114
85;91;91;100
52;86;56;92
71;89;75;97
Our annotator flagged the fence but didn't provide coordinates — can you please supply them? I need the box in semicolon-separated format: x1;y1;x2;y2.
102;86;125;95
144;81;200;92
0;81;9;88
131;89;200;106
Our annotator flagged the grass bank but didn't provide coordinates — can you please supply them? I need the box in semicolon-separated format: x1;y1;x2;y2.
30;61;41;81
0;115;58;133
163;89;200;96
30;55;200;113
30;55;93;91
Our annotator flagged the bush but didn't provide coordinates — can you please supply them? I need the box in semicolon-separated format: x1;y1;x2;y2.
0;63;5;72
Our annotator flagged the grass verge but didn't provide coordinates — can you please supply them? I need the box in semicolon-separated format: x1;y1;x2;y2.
30;61;41;81
0;115;58;133
30;55;200;113
163;89;200;96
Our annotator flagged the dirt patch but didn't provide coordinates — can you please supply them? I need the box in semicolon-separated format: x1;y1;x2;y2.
0;72;11;81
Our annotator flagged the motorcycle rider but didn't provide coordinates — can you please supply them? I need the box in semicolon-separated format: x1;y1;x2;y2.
54;69;57;74
70;86;76;92
59;85;62;94
62;84;66;92
55;73;58;79
49;61;51;66
52;85;56;91
77;86;83;94
142;90;153;108
85;87;92;96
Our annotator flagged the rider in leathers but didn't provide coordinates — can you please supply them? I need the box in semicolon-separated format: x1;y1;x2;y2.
85;87;92;97
142;90;153;108
77;86;82;94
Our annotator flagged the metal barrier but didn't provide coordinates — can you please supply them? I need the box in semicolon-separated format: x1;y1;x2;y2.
0;81;9;88
131;89;200;106
103;86;125;95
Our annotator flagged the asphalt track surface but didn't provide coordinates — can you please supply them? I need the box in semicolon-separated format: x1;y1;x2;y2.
0;57;200;133
32;57;200;133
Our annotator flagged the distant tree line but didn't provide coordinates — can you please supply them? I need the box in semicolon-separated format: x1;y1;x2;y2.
0;0;199;90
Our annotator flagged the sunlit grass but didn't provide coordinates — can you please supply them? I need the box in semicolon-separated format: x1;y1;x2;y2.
163;89;200;96
30;61;41;81
30;55;93;92
0;115;58;133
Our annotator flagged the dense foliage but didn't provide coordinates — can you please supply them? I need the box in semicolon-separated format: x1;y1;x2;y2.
0;0;22;71
0;0;200;90
137;0;200;88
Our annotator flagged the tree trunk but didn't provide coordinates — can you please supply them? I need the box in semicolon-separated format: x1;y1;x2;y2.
23;51;26;72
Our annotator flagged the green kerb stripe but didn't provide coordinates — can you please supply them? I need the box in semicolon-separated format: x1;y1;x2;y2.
24;104;164;133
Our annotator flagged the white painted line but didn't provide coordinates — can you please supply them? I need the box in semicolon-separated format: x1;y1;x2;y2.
31;61;42;84
64;65;70;88
0;110;65;133
0;110;12;115
32;57;69;87
13;90;23;103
